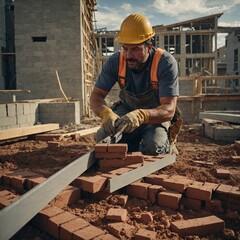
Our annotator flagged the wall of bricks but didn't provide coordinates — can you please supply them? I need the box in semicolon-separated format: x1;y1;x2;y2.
0;101;81;130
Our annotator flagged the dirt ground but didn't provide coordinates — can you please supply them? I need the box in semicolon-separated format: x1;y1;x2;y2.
0;122;240;239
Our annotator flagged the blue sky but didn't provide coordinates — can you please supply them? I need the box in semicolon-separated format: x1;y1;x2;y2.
95;0;240;47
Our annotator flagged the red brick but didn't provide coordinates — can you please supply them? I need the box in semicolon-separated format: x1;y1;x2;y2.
26;176;47;189
107;143;128;153
51;185;81;208
215;169;231;179
95;143;108;152
181;197;202;211
0;195;19;209
127;182;151;200
185;181;219;201
90;190;113;201
205;199;224;213
34;206;64;232
48;211;78;239
135;228;157;240
0;190;13;197
215;184;233;200
144;174;169;185
140;212;153;223
77;175;107;193
11;176;26;193
72;225;105;240
106;222;135;239
158;191;182;209
109;195;128;205
106;208;128;222
60;217;89;240
171;215;224;236
93;233;118;240
99;153;143;170
161;176;193;193
148;185;165;204
95;152;126;159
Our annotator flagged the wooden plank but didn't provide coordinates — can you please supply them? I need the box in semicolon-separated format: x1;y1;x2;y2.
0;150;97;240
35;126;100;141
0;124;60;141
199;112;240;124
107;154;176;193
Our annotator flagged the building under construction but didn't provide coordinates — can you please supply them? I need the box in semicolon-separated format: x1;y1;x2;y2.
0;0;240;129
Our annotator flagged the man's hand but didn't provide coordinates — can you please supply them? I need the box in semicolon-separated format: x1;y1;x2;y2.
115;109;149;133
99;106;119;135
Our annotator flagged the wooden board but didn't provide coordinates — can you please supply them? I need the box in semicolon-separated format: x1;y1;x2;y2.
0;124;60;141
107;154;176;193
35;126;100;141
199;112;240;124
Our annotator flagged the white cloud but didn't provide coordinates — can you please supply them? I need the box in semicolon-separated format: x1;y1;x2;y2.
152;0;237;18
219;21;240;27
121;3;132;11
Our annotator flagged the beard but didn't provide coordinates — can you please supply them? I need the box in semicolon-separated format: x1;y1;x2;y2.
126;59;142;71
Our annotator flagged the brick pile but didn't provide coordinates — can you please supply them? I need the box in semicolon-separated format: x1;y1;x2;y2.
1;142;240;238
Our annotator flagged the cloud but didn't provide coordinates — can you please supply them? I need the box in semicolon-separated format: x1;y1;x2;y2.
121;3;132;11
152;0;238;18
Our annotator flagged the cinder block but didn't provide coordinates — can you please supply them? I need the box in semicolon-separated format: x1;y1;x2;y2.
0;116;17;126
171;215;224;237
26;176;47;189
48;211;78;239
60;217;89;240
0;104;7;117
6;104;16;117
72;224;105;240
127;182;151;200
106;208;128;222
17;114;28;124
135;228;157;240
158;191;182;209
16;103;24;116
93;234;118;240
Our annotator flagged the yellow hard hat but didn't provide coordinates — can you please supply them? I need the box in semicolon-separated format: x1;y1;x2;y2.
116;13;155;44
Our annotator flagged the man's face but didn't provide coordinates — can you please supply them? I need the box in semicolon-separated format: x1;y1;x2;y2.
122;43;152;71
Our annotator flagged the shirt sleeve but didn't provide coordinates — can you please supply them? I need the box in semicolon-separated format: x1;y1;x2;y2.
95;52;119;91
157;51;179;98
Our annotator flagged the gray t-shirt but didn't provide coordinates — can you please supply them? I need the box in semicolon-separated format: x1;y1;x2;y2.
95;48;179;98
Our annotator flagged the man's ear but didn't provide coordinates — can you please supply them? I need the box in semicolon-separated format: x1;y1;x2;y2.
147;44;153;53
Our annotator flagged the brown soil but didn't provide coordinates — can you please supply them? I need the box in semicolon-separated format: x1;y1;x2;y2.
0;123;239;239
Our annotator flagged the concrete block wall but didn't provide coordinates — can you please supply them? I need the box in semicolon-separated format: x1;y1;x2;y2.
0;102;39;130
39;102;80;127
14;0;83;102
0;101;81;130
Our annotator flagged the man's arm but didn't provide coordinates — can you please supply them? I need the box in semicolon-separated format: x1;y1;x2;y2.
146;96;177;124
90;86;109;116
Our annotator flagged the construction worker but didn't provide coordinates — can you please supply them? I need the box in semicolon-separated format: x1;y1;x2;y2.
90;13;182;155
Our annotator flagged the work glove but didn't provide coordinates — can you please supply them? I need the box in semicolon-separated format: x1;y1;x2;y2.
115;109;149;133
99;106;119;135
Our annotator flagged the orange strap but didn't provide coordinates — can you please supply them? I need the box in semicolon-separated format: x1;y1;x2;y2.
150;48;164;89
118;48;164;88
118;51;126;87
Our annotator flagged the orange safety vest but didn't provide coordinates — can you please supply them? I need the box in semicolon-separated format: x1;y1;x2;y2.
118;48;164;90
